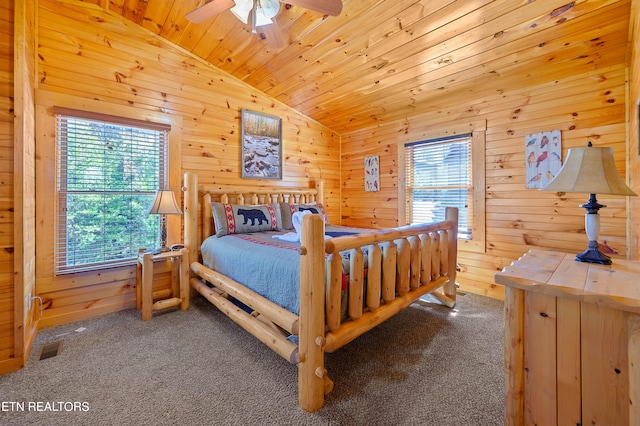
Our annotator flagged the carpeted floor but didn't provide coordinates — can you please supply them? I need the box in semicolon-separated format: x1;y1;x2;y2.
0;292;505;425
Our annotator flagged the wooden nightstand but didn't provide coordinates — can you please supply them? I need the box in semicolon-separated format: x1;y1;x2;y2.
495;249;640;426
136;247;189;320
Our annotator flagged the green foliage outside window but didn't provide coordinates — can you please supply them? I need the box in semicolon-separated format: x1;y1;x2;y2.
57;116;166;273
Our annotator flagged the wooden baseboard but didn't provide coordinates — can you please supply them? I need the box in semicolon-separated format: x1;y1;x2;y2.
0;319;39;375
40;299;136;328
24;321;38;361
0;357;25;375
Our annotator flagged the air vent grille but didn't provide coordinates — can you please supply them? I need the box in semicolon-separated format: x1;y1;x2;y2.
39;342;63;361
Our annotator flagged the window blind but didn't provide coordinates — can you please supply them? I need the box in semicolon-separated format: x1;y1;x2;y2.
405;134;472;238
56;114;168;274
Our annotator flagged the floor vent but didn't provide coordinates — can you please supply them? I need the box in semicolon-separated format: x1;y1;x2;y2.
39;342;62;361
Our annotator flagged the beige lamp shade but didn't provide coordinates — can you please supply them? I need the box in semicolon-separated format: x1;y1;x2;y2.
147;190;183;215
542;144;636;196
540;142;635;265
147;190;182;253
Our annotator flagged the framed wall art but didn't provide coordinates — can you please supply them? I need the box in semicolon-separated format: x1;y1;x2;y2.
240;109;283;179
525;130;562;189
365;155;380;192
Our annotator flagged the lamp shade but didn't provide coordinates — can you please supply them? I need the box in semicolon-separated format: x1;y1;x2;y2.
147;190;183;215
542;143;636;196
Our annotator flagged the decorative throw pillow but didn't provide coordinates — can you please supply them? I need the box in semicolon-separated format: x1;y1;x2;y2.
211;202;283;237
279;202;330;230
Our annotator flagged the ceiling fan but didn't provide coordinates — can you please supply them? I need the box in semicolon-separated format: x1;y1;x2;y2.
185;0;343;48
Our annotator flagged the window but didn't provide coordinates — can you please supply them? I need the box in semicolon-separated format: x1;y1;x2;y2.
55;110;169;274
405;134;472;238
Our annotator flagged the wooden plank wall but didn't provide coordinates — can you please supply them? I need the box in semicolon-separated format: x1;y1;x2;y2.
629;0;640;259
0;1;16;369
1;0;38;373
12;0;38;370
0;0;636;367
342;64;631;299
31;0;339;327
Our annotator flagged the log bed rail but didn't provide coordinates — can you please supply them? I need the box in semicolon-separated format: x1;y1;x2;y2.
182;172;458;412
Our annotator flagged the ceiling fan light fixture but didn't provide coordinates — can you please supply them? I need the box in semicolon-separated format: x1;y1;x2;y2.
187;0;342;25
186;0;342;49
230;0;279;26
255;13;273;27
230;0;252;24
258;0;280;19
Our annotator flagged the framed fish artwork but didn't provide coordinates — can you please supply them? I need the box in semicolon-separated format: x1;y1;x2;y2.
525;130;562;189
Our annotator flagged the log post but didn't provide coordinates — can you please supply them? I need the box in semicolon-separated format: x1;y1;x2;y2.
326;253;342;332
299;214;327;412
396;238;410;296
420;233;432;284
179;247;189;310
381;242;396;303
348;247;364;320
408;236;420;290
183;172;198;266
141;252;154;321
366;244;381;311
314;179;324;204
443;207;458;300
431;232;441;279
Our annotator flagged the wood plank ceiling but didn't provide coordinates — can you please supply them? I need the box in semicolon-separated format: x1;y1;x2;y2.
94;0;631;134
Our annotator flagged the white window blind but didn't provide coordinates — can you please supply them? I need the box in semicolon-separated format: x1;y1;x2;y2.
405;134;472;238
55;111;169;274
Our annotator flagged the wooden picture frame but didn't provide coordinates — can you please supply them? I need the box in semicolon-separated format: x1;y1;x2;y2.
240;109;283;179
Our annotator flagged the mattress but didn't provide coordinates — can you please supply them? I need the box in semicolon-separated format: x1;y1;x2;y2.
200;225;364;315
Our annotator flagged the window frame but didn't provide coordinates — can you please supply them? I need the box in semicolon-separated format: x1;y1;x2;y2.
398;120;486;253
54;109;170;274
404;133;473;238
35;91;182;280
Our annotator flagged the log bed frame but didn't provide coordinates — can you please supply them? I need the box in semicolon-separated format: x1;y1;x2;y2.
182;172;459;412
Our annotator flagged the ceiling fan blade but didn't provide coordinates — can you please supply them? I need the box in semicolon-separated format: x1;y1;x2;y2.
186;0;236;24
261;21;285;49
284;0;343;16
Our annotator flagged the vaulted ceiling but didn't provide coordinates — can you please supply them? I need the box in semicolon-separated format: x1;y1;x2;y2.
94;0;631;133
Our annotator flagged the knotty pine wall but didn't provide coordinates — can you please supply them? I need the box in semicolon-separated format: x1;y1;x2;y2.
342;68;632;299
0;0;37;374
32;0;339;327
0;1;16;370
629;0;640;258
14;0;37;370
1;0;638;371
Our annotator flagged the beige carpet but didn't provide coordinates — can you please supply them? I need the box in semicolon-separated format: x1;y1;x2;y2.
0;292;504;425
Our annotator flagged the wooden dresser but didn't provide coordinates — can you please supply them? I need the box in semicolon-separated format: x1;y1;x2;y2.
495;249;640;426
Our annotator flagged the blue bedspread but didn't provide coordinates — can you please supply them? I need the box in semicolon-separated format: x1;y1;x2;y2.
200;226;362;315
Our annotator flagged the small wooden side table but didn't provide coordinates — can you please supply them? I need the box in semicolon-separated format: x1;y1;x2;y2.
136;247;189;320
495;249;640;426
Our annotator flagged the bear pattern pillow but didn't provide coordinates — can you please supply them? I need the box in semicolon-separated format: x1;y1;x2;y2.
211;202;283;237
280;202;330;230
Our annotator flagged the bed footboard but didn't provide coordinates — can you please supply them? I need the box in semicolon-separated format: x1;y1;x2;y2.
297;208;458;411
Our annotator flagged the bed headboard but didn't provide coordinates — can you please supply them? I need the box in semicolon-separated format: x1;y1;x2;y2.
183;172;324;264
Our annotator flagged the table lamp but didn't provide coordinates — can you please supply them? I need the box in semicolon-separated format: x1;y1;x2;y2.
541;142;636;264
147;189;183;254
